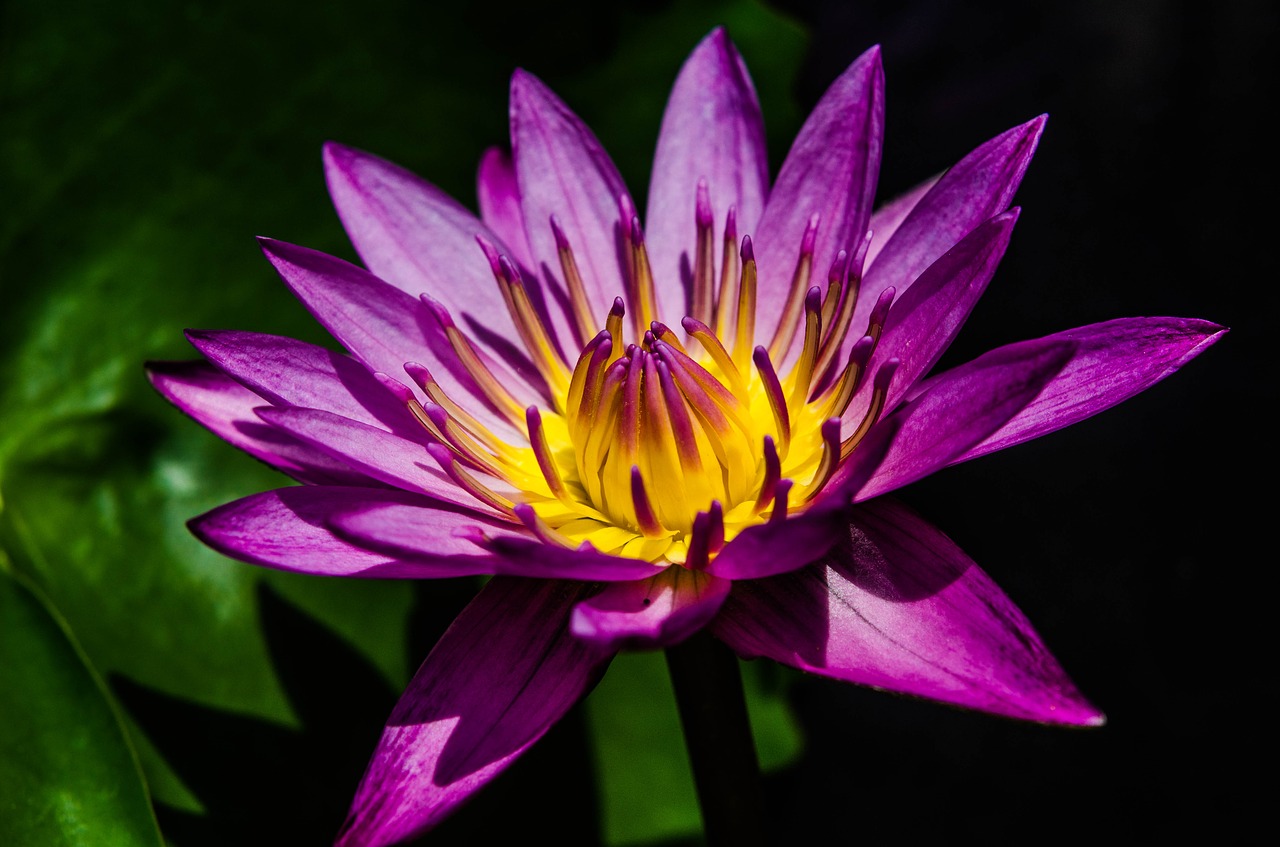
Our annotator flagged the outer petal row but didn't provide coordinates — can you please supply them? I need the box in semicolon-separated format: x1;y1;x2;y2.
858;337;1077;500
840;207;1022;432
145;360;372;486
188;486;526;578
646;26;769;322
510;68;631;352
713;497;1105;726
754;45;884;357
183;329;422;439
190;485;662;583
570;567;731;651
257;237;538;443
858;115;1046;333
337;577;612;847
323;142;528;356
935;316;1228;464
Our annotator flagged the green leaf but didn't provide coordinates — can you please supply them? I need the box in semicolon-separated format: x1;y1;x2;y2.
0;567;163;847
586;650;803;847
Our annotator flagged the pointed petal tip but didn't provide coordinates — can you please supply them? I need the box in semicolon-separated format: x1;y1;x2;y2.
697;24;739;58
185;510;221;550
1044;700;1107;728
849;43;884;76
145;358;224;398
479;144;509;168
509;66;543;98
255;237;337;274
255;234;288;259
1022;113;1049;138
321;139;351;165
321;141;368;186
255;236;317;273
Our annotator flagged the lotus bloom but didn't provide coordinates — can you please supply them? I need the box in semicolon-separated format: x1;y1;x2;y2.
148;26;1223;846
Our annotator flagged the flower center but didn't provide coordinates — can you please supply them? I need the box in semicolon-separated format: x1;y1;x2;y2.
395;184;895;566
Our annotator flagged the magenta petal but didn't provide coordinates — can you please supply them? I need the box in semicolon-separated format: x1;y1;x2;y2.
145;360;371;486
570;567;731;651
706;504;848;581
257;238;442;376
712;498;1104;726
323;142;526;346
859;208;1021;417
183;329;421;439
256;238;533;440
253;406;493;513
338;577;610;847
476;145;536;271
189;486;470;578
645;27;768;321
510;68;630;341
856;338;1076;500
857;116;1045;332
865;174;941;268
329;500;663;581
754;45;884;350
931;317;1229;464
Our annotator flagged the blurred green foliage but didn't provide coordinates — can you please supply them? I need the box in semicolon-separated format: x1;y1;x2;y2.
0;0;807;844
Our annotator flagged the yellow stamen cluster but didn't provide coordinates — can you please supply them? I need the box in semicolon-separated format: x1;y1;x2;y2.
400;198;894;567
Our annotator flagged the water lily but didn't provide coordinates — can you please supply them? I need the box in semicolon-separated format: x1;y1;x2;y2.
148;26;1223;846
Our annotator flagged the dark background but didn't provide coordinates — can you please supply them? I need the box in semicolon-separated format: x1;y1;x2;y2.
1;0;1270;844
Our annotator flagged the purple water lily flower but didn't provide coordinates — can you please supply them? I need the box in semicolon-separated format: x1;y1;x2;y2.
148;27;1224;846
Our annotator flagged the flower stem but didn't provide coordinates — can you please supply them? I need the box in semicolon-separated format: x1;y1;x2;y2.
664;630;767;847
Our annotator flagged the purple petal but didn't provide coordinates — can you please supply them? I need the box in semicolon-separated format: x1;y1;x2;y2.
323;142;528;350
510;68;630;342
856;338;1076;500
145;360;371;485
706;503;848;581
189;486;482;578
337;577;610;846
256;238;532;441
476;145;536;271
933;317;1229;464
851;208;1020;421
865;173;941;268
754;46;884;352
253;406;493;513
712;498;1104;726
256;237;445;375
822;410;904;505
329;499;664;581
570;567;731;651
183;329;421;438
645;27;768;322
857;116;1045;333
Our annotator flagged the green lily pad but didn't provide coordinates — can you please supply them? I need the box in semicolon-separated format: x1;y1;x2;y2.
0;566;163;847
